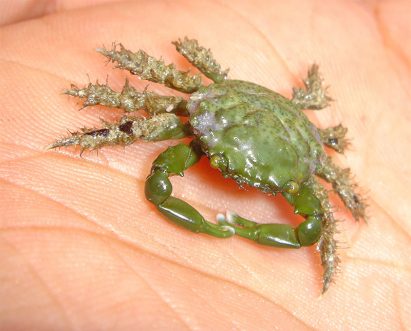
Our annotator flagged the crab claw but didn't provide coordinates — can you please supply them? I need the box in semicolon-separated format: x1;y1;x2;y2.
216;210;237;225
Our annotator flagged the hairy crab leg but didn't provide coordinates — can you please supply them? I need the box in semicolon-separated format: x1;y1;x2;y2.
65;79;188;115
318;124;349;153
291;64;332;110
172;37;228;83
317;157;367;221
48;113;188;150
309;178;340;293
97;43;202;93
145;143;235;238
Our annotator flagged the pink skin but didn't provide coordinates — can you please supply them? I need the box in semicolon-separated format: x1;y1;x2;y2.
1;1;411;330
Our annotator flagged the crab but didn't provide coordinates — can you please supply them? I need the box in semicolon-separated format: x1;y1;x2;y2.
50;37;366;292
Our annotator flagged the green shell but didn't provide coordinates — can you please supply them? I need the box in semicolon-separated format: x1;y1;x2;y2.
188;80;325;192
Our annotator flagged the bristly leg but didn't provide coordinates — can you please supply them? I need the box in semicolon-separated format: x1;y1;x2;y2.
319;124;349;153
48;113;188;151
65;79;188;115
292;64;333;110
310;178;340;293
173;37;229;83
317;157;367;221
97;43;202;93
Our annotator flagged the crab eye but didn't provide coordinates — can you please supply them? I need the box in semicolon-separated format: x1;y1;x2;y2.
284;181;300;194
210;154;227;171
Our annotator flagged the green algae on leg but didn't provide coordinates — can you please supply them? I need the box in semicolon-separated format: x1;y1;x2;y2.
48;113;188;150
292;64;333;110
97;43;202;93
173;37;228;83
65;79;188;115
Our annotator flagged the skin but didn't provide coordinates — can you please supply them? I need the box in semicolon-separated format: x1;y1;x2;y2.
0;0;410;330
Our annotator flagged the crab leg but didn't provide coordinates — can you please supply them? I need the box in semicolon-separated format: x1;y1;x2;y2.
65;79;188;115
317;157;366;221
318;124;349;153
291;64;332;110
173;37;228;83
145;143;235;238
48;113;188;150
98;44;202;93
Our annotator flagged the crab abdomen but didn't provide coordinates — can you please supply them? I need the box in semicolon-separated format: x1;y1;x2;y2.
188;80;324;192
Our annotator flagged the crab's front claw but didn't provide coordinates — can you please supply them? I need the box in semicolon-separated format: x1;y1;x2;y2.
217;212;322;249
145;143;235;239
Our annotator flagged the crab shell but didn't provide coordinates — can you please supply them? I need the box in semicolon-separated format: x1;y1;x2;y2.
187;80;325;193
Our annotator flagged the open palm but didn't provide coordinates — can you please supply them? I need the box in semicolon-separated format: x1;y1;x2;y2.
1;1;410;330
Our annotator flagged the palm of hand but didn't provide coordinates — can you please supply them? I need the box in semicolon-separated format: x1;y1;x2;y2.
1;1;410;330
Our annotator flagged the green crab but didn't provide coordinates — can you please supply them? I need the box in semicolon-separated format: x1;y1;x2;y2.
50;37;366;292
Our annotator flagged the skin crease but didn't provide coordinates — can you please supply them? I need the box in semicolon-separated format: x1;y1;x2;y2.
0;0;411;330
